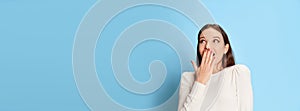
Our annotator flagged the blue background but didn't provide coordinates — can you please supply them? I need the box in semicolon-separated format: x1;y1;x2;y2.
1;0;299;111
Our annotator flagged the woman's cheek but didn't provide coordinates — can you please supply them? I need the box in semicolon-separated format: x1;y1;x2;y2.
200;49;204;56
216;54;223;63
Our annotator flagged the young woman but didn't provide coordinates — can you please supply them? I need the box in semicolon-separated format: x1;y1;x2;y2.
178;24;253;111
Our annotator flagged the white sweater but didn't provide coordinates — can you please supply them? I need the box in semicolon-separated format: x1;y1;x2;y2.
178;64;253;111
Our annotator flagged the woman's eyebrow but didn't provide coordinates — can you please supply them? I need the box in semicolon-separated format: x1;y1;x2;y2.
213;36;220;39
200;36;205;39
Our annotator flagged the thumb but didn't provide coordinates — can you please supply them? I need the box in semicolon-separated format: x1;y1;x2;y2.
191;60;198;72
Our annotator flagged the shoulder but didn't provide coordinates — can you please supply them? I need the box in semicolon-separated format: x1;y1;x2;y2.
224;64;251;80
226;64;250;75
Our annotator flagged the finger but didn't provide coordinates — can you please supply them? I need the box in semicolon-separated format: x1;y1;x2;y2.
191;60;198;72
211;55;217;68
205;49;212;64
208;53;215;67
208;51;213;66
201;49;208;65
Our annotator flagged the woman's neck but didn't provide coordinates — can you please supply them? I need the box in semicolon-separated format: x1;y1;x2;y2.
212;62;223;74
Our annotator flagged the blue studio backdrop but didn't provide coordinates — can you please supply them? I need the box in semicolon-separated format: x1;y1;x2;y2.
1;0;299;111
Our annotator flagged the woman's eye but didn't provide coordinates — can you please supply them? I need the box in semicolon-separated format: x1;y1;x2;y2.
213;39;220;43
200;40;206;44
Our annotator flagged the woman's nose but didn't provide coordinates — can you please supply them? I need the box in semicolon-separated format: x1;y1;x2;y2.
205;42;211;49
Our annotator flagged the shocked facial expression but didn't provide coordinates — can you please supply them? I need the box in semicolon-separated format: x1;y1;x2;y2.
198;27;229;66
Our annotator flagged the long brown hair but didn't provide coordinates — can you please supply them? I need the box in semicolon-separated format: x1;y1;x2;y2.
197;24;235;68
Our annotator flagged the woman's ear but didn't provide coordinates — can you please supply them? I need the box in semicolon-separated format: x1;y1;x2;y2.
224;44;229;54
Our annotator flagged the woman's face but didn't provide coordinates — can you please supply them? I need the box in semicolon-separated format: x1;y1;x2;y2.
199;27;229;66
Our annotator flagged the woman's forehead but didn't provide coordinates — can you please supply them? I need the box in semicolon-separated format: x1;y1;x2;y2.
200;28;222;39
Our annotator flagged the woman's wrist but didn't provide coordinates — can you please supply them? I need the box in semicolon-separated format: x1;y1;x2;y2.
196;77;208;85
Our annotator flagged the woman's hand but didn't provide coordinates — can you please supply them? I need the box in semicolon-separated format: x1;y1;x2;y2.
191;49;215;85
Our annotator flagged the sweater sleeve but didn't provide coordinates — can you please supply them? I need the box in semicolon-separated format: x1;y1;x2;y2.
233;65;253;111
178;72;208;111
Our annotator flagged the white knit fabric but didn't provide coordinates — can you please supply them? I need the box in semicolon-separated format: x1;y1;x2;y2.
178;64;253;111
